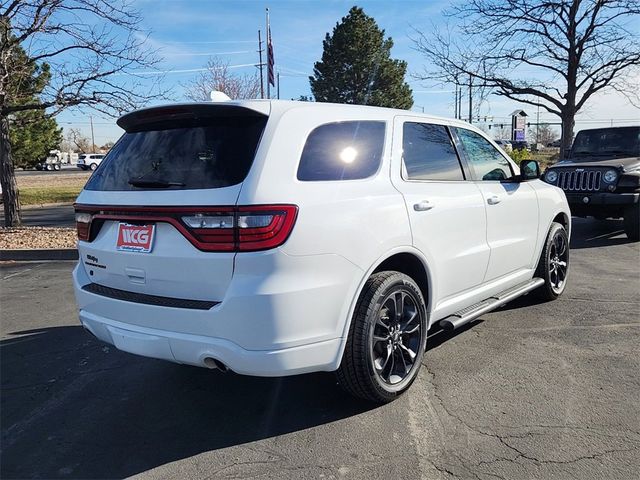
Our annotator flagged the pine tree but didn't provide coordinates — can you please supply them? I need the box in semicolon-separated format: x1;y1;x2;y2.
10;109;62;169
1;30;57;222
310;6;413;109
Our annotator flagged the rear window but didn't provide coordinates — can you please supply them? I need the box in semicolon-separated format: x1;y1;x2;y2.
297;121;385;181
85;116;267;191
402;122;464;181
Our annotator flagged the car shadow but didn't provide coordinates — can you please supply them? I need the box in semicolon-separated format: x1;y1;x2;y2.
426;320;483;351
570;217;631;249
0;326;375;479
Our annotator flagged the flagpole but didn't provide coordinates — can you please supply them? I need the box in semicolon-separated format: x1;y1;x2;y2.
266;8;270;99
258;29;264;99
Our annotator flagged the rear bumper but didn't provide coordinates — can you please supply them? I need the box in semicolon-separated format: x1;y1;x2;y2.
79;310;342;376
73;250;363;376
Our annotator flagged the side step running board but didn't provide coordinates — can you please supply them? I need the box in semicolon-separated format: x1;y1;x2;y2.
439;278;545;331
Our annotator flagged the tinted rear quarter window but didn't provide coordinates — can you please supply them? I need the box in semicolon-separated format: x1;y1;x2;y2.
402;122;464;181
297;121;385;181
85;115;267;191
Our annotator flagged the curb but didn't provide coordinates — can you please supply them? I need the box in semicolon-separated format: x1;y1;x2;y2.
0;249;78;261
21;202;74;209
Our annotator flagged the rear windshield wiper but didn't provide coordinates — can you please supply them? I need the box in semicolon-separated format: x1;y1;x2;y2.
128;178;186;188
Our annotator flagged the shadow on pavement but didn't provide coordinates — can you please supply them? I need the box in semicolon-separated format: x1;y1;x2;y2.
0;326;374;479
426;320;483;351
570;217;632;249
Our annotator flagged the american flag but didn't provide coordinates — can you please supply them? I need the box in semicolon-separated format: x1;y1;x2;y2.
267;26;275;87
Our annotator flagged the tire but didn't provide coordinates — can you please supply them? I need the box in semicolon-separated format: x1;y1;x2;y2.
623;204;639;242
534;222;569;301
336;271;428;404
54;164;61;171
89;163;98;171
45;164;52;171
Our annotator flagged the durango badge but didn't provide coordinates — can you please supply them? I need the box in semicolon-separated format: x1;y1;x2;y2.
116;223;155;253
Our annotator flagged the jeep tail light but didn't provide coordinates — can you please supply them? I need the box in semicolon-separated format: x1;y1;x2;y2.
75;212;92;241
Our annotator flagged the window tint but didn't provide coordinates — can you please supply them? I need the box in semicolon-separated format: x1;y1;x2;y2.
572;126;640;157
297;121;385;181
85;116;267;191
402;122;463;181
456;128;513;181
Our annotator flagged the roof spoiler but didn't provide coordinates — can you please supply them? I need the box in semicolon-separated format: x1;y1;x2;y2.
117;102;269;131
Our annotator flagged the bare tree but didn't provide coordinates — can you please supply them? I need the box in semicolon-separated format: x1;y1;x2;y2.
413;0;640;158
1;0;165;226
529;123;560;146
184;58;261;101
67;128;92;153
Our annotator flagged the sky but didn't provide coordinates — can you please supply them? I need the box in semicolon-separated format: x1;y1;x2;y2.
55;0;640;146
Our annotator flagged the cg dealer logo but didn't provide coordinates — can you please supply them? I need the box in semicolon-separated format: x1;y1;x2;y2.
117;223;155;253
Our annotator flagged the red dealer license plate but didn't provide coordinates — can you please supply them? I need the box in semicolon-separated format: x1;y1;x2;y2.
116;223;155;253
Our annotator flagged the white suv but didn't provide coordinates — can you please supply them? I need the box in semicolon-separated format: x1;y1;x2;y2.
77;153;105;171
73;100;570;403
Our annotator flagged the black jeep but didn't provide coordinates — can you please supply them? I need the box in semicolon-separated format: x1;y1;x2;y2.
543;126;640;241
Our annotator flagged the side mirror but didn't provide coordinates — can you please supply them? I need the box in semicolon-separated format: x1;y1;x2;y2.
520;160;541;181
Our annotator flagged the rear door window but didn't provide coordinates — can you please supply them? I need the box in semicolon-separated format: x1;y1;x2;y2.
85;116;267;191
402;122;464;181
297;121;385;181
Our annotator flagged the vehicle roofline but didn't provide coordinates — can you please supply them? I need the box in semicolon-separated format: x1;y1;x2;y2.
117;99;481;130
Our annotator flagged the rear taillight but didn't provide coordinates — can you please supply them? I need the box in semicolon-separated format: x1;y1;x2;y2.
73;204;298;252
75;212;92;241
237;205;298;251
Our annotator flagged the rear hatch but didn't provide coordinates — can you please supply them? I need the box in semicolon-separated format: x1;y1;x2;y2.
74;104;269;303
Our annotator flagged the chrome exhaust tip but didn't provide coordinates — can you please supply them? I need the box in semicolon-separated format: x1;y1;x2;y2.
203;357;229;372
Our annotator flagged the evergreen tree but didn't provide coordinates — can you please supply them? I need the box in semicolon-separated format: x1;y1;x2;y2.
9;109;62;169
6;42;62;169
310;6;413;109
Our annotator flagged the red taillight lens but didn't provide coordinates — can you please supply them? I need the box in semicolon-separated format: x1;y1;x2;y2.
75;212;92;241
237;205;298;251
73;204;298;252
181;210;236;251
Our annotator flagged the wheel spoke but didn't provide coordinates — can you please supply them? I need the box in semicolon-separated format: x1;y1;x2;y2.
557;265;566;281
373;333;390;344
403;323;420;335
376;308;391;330
394;292;405;320
383;349;396;382
400;309;418;332
399;343;417;362
397;348;408;373
375;343;393;372
557;235;567;256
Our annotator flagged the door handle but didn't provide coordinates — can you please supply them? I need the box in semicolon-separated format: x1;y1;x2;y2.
413;200;434;211
487;195;501;205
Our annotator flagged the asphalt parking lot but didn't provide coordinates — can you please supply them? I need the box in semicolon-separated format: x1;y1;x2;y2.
3;204;76;228
1;218;639;479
